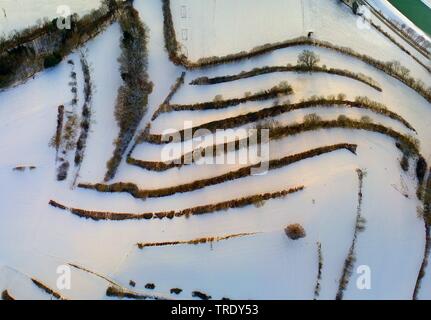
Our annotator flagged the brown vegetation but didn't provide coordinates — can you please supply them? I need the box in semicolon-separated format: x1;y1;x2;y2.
80;144;354;199
49;186;304;221
151;71;186;120
284;224;306;240
0;0;121;89
170;288;182;295
31;278;66;300
74;52;93;167
137;232;256;249
159;83;292;112
106;285;166;300
104;3;153;181
192;291;211;300
314;242;323;300
336;169;367;300
413;169;431;300
130;117;417;173
190;64;382;91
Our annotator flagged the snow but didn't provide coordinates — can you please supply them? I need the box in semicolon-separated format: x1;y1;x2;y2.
0;0;430;300
170;0;305;62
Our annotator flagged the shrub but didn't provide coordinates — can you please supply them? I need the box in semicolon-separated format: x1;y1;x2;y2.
416;157;428;183
57;161;69;181
400;155;409;172
213;94;223;102
284;224;306;240
105;4;153;181
192;291;211;300
170;288;182;295
304;113;322;124
297;50;320;68
43;52;62;68
145;283;155;290
360;116;372;124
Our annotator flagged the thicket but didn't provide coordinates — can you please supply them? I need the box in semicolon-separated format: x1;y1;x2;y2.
105;3;153;181
190;64;382;91
137;233;254;249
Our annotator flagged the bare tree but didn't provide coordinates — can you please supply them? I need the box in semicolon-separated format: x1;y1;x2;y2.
297;50;320;68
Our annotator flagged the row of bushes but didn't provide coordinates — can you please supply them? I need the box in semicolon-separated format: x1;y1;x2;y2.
314;242;323;300
270;118;419;155
336;169;367;300
0;0;121;89
74;52;93;166
190;64;382;91
369;21;431;73
53;105;65;155
31;278;65;300
413;169;431;299
130;114;418;173
79;144;353;199
50;186;303;221
104;3;153;181
151;71;186;121
141;95;415;144
137;232;255;249
160;3;431;103
161;0;188;66
155;81;293;114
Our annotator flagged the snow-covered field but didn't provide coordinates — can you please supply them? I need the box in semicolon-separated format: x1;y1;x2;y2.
0;0;430;300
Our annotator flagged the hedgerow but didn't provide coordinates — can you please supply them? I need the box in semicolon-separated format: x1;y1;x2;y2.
190;64;382;91
49;186;304;221
140;95;415;145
